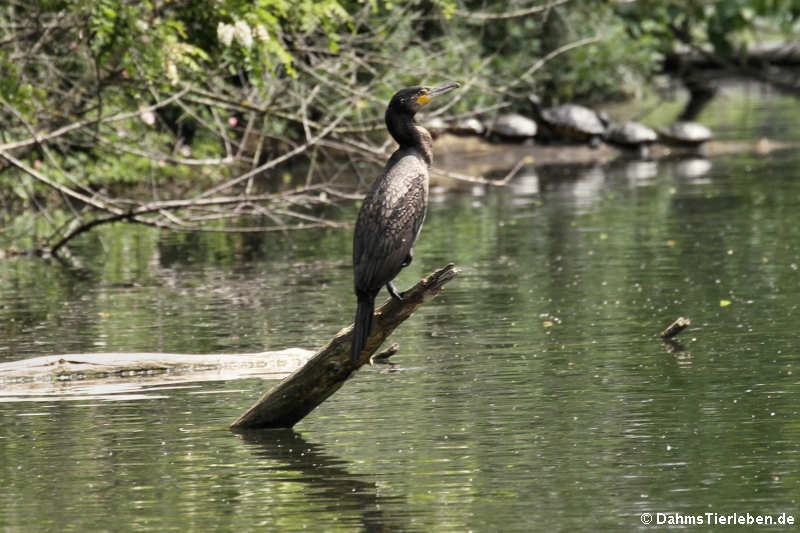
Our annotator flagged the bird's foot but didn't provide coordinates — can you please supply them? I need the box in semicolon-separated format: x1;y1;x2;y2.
387;281;404;301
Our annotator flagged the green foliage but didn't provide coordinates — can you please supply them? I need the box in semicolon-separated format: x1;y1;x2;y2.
528;2;664;104
211;0;352;78
616;0;800;58
2;0;799;222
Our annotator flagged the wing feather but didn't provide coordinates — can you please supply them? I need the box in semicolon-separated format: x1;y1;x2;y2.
353;153;429;294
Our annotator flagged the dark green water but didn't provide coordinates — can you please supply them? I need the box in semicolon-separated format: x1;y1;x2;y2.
2;96;800;531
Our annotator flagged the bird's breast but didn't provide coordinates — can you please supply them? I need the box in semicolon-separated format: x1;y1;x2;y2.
374;153;429;205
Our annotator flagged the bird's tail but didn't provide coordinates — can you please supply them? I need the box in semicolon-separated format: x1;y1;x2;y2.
351;295;374;363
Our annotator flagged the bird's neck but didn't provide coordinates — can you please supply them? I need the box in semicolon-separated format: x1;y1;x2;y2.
386;109;433;166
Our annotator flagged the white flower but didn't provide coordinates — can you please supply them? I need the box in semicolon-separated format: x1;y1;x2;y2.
254;24;269;42
233;19;253;49
217;22;235;47
139;107;156;126
165;60;179;84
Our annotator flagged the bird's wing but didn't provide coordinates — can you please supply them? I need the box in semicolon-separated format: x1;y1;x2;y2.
353;164;428;294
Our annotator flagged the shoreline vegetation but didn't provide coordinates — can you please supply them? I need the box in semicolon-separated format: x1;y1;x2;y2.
2;1;800;256
0;124;795;260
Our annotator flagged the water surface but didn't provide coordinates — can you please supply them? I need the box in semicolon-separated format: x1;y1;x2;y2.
2;92;800;532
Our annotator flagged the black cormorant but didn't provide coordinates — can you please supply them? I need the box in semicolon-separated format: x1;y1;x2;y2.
350;82;460;363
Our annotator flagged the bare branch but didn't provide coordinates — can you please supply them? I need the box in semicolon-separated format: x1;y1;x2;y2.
431;166;507;186
453;0;570;21
520;36;602;80
194;108;350;199
0;149;124;214
0;87;190;152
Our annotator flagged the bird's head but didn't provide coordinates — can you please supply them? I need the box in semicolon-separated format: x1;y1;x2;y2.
389;82;460;115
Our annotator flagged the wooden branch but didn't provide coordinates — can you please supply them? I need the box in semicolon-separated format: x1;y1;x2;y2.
43;187;346;256
194;109;349;199
660;317;691;339
231;263;459;430
453;0;570;20
664;42;800;94
0;149;125;215
0;87;190;152
520;36;602;80
370;343;399;365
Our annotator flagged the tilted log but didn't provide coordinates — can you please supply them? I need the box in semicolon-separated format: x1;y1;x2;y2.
231;263;459;430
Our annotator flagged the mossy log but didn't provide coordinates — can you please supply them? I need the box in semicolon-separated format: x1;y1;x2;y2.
231;263;459;430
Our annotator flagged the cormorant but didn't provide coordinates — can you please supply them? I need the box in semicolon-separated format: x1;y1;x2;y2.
350;82;460;363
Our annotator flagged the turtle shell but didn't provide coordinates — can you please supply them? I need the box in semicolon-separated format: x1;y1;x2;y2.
449;117;485;136
658;122;713;145
491;113;538;138
606;121;657;146
540;105;606;139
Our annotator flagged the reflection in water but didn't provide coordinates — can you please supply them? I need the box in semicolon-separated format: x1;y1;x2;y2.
673;157;713;182
566;165;605;210
235;429;407;532
616;159;659;186
507;166;540;203
537;163;606;212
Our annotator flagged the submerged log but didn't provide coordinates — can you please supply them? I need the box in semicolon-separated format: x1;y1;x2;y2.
231;263;459;430
0;349;315;382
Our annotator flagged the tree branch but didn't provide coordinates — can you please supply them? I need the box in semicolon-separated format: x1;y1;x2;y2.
453;0;570;20
0;87;190;152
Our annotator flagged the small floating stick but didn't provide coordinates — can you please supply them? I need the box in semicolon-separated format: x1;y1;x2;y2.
660;317;691;339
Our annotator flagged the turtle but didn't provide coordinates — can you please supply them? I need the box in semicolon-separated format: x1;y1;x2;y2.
657;122;713;147
605;120;658;158
448;117;485;136
489;113;537;140
528;94;607;148
423;117;448;139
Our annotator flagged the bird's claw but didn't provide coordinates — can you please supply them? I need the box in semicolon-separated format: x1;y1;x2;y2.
387;281;403;301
